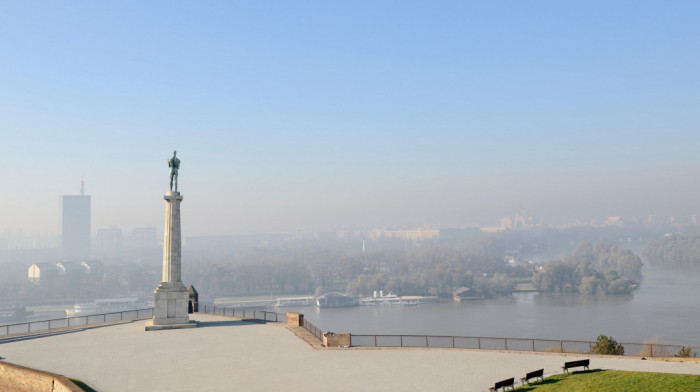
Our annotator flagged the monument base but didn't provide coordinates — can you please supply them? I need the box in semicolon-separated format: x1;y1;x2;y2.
145;281;197;331
145;320;197;331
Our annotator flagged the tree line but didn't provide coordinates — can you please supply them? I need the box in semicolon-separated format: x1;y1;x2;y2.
643;234;700;270
532;240;642;295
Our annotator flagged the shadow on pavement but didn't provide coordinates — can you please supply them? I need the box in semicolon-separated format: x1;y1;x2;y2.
195;318;277;328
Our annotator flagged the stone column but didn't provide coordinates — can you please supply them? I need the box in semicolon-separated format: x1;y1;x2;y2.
162;191;183;284
146;191;196;330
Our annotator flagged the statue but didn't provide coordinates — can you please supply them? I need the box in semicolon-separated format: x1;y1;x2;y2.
168;150;180;192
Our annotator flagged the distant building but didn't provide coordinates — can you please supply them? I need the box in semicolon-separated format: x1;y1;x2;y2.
61;194;91;261
96;225;123;254
315;292;357;308
81;260;104;276
29;261;103;283
500;217;513;230
480;226;505;233
56;261;78;275
369;229;440;241
604;216;624;227
28;262;55;283
130;227;158;250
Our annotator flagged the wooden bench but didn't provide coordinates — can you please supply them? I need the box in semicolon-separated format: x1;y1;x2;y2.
488;377;515;391
520;368;544;385
562;359;590;373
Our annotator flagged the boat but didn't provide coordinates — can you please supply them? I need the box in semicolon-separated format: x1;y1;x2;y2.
66;297;150;317
358;291;439;306
359;291;402;306
315;292;358;308
0;304;30;323
275;297;314;307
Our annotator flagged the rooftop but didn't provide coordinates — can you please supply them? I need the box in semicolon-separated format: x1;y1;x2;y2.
1;314;699;391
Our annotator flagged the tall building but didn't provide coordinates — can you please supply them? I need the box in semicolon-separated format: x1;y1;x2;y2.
61;182;91;261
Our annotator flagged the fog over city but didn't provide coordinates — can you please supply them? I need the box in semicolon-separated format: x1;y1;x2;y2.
1;2;699;238
3;0;700;344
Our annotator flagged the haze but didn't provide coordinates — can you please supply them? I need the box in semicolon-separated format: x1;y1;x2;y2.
1;2;699;237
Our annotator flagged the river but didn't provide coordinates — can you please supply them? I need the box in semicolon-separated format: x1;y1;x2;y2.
279;264;700;346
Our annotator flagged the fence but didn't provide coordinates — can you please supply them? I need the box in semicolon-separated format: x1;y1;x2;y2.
198;305;325;341
0;309;154;337
199;304;287;324
302;318;324;341
349;334;700;358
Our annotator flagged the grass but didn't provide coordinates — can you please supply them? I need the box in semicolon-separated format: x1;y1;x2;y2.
69;378;98;392
513;370;700;392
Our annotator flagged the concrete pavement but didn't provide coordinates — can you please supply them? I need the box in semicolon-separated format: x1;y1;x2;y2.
1;314;698;392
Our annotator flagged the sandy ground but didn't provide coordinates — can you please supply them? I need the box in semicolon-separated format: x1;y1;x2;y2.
1;314;698;392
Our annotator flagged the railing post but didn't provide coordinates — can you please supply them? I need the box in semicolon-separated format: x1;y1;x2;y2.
374;335;377;346
477;338;481;349
399;336;403;347
560;341;563;353
452;336;455;348
48;320;51;329
650;344;654;358
504;338;508;350
532;340;535;351
425;336;428;347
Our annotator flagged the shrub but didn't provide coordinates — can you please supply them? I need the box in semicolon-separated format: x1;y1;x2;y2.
591;334;625;355
674;347;695;358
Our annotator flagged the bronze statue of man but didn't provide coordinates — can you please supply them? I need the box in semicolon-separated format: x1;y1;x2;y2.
168;150;181;192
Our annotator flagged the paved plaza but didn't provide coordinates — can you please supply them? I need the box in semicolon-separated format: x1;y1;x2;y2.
1;314;699;391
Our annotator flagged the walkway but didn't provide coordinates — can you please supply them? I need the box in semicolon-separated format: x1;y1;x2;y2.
1;314;698;391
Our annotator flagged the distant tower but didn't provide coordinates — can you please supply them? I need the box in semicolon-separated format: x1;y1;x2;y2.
61;180;91;261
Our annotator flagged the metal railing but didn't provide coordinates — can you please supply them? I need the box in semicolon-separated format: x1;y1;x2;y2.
349;334;700;358
198;305;326;342
0;308;154;337
302;318;324;341
199;305;287;324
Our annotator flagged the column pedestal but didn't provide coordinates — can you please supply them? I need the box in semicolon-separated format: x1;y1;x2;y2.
146;191;196;331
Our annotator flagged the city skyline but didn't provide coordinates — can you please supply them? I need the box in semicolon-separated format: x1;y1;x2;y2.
2;2;699;236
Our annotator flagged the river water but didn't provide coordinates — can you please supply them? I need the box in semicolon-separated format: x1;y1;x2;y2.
280;264;700;346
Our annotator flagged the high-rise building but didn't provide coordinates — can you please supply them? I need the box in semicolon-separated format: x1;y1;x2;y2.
61;185;91;260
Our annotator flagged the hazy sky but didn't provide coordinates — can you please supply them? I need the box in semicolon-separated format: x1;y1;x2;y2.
1;2;699;237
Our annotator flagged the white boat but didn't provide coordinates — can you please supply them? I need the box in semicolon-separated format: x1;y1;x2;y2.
359;292;440;306
359;291;402;306
66;297;150;317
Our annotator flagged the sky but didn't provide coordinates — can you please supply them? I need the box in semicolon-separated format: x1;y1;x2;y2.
1;1;699;237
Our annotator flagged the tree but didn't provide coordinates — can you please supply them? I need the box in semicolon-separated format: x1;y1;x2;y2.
674;347;695;358
591;334;624;355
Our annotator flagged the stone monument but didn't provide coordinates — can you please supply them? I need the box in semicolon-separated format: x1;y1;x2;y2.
145;151;196;331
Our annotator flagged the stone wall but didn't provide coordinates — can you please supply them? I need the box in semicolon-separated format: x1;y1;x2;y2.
287;312;304;327
323;332;351;347
0;361;84;392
